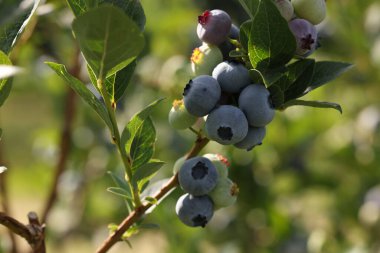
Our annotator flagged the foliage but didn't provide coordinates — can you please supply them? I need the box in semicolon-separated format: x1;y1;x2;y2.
1;0;378;252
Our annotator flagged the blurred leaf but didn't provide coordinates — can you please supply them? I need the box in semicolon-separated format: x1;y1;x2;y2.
141;178;175;214
0;0;40;54
72;5;144;78
68;0;146;32
0;128;2;140
108;223;119;233
0;51;13;107
133;159;165;190
305;61;353;94
284;59;315;101
130;117;156;172
0;166;7;174
248;0;295;72
46;62;113;129
229;50;246;58
107;187;133;199
237;0;259;18
281;99;342;113
121;98;164;154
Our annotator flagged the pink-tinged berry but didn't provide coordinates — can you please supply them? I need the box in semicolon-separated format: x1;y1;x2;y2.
197;9;232;45
288;19;318;57
208;177;239;209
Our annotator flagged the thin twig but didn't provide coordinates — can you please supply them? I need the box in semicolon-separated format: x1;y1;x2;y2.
96;136;209;253
40;49;80;223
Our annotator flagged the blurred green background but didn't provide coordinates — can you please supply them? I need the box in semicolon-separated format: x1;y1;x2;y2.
1;0;380;252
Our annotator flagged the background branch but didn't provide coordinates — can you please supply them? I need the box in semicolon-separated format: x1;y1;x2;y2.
40;49;80;224
0;212;45;253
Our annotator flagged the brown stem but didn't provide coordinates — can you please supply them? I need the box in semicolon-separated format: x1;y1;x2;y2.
0;212;46;253
40;49;80;224
0;142;18;253
96;136;209;253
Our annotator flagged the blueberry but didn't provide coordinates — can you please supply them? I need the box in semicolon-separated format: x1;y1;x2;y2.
191;43;223;76
178;156;218;196
197;9;232;45
168;99;198;130
273;0;294;21
202;153;230;178
183;75;221;117
292;0;326;25
176;194;214;227
208;177;239;209
212;61;251;93
218;24;240;61
234;126;266;151
205;105;249;145
288;19;318;57
239;84;275;127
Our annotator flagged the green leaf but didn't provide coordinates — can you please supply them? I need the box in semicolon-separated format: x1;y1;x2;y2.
248;0;296;72
114;60;136;102
144;196;158;205
0;51;14;107
268;84;285;108
0;0;40;54
237;0;260;18
239;20;251;51
305;61;353;94
130;117;156;172
284;59;315;101
46;62;112;129
281;99;342;113
67;0;146;31
107;171;131;194
107;187;133;199
87;64;115;100
133;160;165;190
72;5;144;79
121;98;164;153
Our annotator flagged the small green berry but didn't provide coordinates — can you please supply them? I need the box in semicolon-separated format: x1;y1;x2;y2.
168;99;198;130
202;153;230;178
208;177;239;209
191;43;223;76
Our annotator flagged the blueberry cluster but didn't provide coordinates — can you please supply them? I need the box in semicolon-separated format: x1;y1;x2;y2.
168;9;273;151
175;154;238;227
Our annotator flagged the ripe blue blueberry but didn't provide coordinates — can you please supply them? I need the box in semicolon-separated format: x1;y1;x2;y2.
178;156;218;196
234;126;266;151
176;194;214;227
212;61;251;93
288;19;318;57
197;9;232;45
205;105;249;145
183;75;221;117
239;84;275;127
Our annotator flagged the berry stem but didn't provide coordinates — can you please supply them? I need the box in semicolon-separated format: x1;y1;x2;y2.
96;136;210;253
97;78;142;208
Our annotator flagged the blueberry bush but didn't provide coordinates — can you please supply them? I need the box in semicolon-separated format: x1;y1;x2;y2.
2;0;379;252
